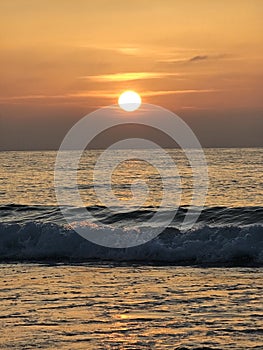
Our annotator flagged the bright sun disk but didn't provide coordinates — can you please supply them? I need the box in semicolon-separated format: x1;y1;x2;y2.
118;90;141;112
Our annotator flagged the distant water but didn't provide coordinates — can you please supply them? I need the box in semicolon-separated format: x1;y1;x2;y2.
1;148;262;208
0;149;263;349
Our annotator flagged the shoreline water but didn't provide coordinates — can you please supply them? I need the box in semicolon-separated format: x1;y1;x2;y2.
0;263;262;350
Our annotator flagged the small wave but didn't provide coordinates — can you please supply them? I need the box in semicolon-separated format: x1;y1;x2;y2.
1;204;263;226
0;221;262;266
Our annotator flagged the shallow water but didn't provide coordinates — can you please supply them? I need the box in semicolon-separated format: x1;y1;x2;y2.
0;264;262;349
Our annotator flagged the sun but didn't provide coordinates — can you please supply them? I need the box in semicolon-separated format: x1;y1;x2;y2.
118;90;142;112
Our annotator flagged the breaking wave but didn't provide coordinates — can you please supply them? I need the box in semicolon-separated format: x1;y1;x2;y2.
0;219;262;266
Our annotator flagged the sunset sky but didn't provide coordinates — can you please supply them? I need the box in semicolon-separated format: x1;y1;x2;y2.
0;0;262;149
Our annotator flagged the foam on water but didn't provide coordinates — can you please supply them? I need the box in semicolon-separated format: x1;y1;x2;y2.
0;221;262;265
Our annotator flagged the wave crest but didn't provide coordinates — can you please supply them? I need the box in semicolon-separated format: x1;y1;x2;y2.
0;222;262;266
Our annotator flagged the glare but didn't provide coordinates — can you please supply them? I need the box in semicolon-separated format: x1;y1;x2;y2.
118;90;142;112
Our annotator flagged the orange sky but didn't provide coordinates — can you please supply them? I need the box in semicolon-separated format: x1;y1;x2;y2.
0;0;263;149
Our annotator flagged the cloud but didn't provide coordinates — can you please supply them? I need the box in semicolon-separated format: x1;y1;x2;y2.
80;72;181;82
159;53;228;65
189;54;229;62
115;47;141;55
141;89;218;96
0;89;219;104
72;89;218;98
76;45;142;56
189;55;208;62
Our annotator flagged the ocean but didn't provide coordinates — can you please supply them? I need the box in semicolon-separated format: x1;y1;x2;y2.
0;148;262;349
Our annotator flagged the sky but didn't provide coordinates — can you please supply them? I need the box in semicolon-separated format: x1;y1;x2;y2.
0;0;263;150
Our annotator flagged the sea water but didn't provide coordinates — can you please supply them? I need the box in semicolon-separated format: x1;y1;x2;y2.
0;148;262;349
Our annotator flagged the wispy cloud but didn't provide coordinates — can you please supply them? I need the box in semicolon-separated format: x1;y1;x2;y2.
141;89;218;96
76;44;142;56
159;53;228;64
115;47;141;55
0;88;219;104
80;72;181;82
71;89;218;98
189;55;208;62
180;105;214;110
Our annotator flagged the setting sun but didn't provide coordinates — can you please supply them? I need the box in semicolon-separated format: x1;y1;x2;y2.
118;90;142;112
